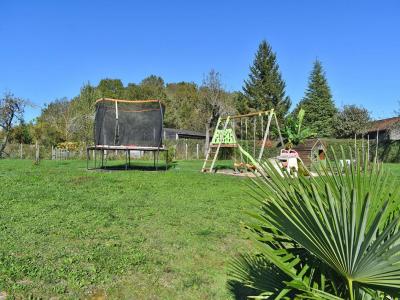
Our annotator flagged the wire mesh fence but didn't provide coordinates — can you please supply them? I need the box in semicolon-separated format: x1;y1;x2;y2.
2;140;208;161
3;138;398;162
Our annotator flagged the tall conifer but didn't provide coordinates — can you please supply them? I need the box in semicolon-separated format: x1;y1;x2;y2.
243;40;291;120
295;60;337;136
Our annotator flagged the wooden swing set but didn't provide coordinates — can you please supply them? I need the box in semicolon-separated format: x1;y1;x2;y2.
201;109;283;174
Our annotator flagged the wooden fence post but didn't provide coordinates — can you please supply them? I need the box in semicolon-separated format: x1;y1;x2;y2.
35;141;40;164
375;130;379;162
361;134;365;163
354;133;357;158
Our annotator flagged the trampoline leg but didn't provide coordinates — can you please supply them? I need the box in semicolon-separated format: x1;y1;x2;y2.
125;150;128;170
153;152;156;169
165;150;168;171
128;150;131;169
101;150;104;168
156;150;159;171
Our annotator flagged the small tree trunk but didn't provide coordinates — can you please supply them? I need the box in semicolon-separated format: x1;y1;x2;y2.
205;123;210;156
0;134;9;158
20;143;23;159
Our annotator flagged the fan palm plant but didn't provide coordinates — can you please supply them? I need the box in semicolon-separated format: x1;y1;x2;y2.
228;149;400;299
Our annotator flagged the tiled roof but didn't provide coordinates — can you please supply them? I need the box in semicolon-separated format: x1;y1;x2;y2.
367;117;400;133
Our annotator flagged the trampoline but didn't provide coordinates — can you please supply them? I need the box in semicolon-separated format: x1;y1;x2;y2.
86;98;168;170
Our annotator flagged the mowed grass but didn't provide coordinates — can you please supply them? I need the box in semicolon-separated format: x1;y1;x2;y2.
0;159;252;299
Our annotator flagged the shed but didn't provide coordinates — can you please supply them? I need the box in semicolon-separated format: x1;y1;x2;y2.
293;139;327;168
366;117;400;141
163;128;208;140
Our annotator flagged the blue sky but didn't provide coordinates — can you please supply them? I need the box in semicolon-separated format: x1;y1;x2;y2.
1;0;399;121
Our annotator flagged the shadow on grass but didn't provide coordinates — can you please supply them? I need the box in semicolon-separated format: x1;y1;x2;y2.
227;254;290;300
227;280;259;300
213;163;235;171
95;162;177;171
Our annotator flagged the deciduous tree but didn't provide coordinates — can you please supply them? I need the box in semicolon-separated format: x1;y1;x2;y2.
71;83;100;146
97;79;125;99
165;82;201;130
334;105;371;138
199;70;235;153
138;75;167;100
10;121;32;144
38;98;74;142
0;92;28;157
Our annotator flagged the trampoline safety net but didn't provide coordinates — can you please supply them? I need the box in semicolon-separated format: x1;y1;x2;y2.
94;98;165;147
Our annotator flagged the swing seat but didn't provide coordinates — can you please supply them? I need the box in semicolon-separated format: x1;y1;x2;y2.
234;162;255;172
234;162;245;168
245;163;256;171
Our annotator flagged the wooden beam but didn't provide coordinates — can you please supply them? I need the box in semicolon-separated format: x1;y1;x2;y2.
220;110;273;120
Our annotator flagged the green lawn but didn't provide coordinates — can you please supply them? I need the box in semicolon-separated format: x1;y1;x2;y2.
385;163;400;177
0;159;252;299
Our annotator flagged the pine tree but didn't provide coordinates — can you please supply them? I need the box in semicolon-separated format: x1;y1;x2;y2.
243;40;291;120
295;60;337;137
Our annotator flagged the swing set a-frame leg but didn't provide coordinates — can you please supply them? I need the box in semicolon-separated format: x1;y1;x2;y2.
274;113;284;146
257;110;283;162
201;116;231;173
258;110;273;161
209;117;230;172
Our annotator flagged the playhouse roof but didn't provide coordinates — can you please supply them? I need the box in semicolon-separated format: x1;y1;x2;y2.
294;139;327;168
296;139;326;150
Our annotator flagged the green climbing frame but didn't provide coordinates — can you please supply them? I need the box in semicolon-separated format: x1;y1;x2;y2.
211;128;237;145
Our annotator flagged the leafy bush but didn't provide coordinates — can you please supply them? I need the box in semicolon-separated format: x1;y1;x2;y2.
163;145;176;164
57;141;80;151
333;105;371;138
228;149;400;299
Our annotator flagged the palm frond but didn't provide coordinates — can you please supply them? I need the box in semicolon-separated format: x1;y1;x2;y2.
230;148;400;299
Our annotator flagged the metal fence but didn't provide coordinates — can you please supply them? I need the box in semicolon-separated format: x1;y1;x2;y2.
167;140;206;160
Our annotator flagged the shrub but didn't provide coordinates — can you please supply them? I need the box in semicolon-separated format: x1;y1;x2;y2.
57;141;80;151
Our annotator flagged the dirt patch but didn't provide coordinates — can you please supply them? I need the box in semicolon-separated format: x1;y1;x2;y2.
86;289;107;300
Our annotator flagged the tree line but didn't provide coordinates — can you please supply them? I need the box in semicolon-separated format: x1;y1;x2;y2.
1;40;373;156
